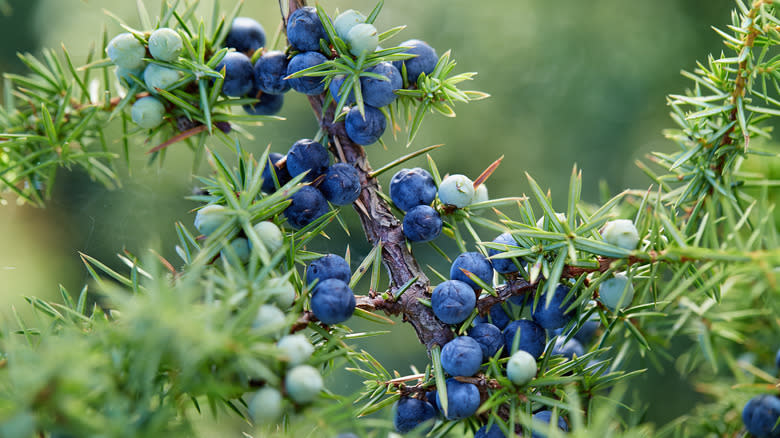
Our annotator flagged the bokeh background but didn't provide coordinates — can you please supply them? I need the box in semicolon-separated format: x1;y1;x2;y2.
0;0;748;435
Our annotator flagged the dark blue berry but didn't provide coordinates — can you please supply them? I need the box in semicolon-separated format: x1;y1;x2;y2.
390;168;437;212
742;394;780;438
468;323;504;360
503;319;546;360
216;52;254;97
531;411;569;438
475;424;506;438
345;105;386;145
393;397;437;434
283;185;329;229
287;139;329;182
450;252;493;291
441;336;483;377
402;205;442;242
225;17;266;53
488;232;526;274
360;62;402;108
435;378;480;420
532;284;576;330
254;51;290;94
551;336;584;360
306;254;351;286
424;390;440;416
393;39;437;84
474;304;510;330
573;320;599;345
310;278;355;325
287;6;327;52
261;153;291;193
320;163;361;205
329;75;355;104
431;280;476;325
243;90;284;115
287;51;328;95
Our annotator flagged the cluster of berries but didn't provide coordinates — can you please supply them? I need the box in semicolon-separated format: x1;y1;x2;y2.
741;350;780;438
305;254;356;325
260;138;362;229
389;168;489;243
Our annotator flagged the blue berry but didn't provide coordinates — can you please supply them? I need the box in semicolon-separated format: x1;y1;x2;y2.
488;232;526;274
225;17;266;53
435;378;480;420
468;323;504;360
450;252;493;291
360;62;401;107
287;51;328;95
742;394;780;438
441;336;483;377
287;139;329;182
283;185;329;229
438;174;475;208
320;163;361;205
431;280;476;325
475;424;506;438
254;51;290;94
531;411;569;438
345;105;386;145
329;75;355;104
393;39;437;84
106;33;146;71
216;52;254;97
775;348;780;369
148;28;182;62
393;397;437;434
573;320;599;345
474;304;510;330
346;23;378;57
310;278;356;325
402;205;442;242
532;284;576;330
503;319;546;359
131;96;166;129
243;90;284;115
551;336;584;360
143;63;182;94
306;254;351;286
287;6;327;52
261;153;292;193
390;168;437;212
424;389;440;416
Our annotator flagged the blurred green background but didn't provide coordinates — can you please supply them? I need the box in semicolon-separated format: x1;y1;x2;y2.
0;0;746;435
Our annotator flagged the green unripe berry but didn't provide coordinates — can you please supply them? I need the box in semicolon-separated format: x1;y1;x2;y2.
252;221;285;253
253;304;286;338
266;277;296;309
221;237;250;265
599;274;635;311
277;334;314;366
144;63;182;94
601;219;640;250
106;33;146;70
473;184;488;204
536;212;566;229
116;67;143;88
194;204;229;236
285;365;323;404
346;23;378;57
130;96;166;129
148;28;183;62
506;350;537;385
249;387;283;423
438;174;475;208
334;9;366;41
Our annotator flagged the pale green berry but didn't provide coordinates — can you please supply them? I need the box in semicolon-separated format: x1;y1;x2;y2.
194;204;229;236
277;334;314;366
599;274;635;311
143;63;182;94
285;365;323;403
253;221;285;253
601;219;639;250
473;184;489;204
116;67;143;88
253;304;286;338
346;23;378;57
506;350;537;385
536;212;566;229
106;33;146;70
130;96;165;129
266;277;296;309
249;387;283;423
334;9;366;41
221;237;250;264
438;174;475;208
148;28;183;62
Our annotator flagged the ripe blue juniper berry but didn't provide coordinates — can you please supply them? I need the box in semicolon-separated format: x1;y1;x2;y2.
310;278;356;325
393;39;438;84
329;75;356;104
488;232;526;274
468;323;504;360
531;410;569;438
436;378;480;420
474;303;510;330
225;17;266;53
450;252;494;291
531;284;576;329
261;153;291;194
283;185;329;229
440;336;483;377
306;254;351;286
402;205;442;242
319;163;361;205
253;51;291;95
216;52;255;97
286;139;330;182
392;397;437;434
360;62;402;108
503;319;547;360
742;394;780;438
475;423;506;438
431;279;476;325
286;6;327;52
551;336;585;360
345;105;387;145
390;167;437;212
287;51;328;95
243;90;284;116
